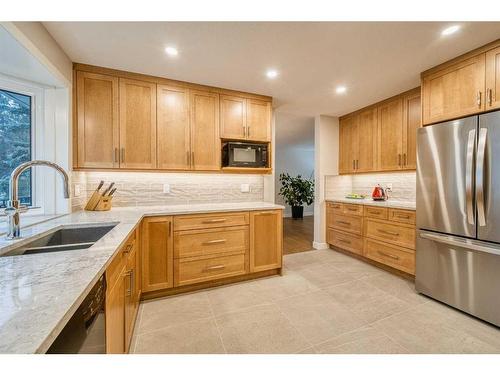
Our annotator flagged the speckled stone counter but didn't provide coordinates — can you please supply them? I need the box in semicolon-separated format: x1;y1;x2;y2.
0;202;284;354
326;198;416;210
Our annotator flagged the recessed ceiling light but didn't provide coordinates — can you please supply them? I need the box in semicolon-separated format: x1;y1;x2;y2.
336;86;347;94
266;69;278;79
165;46;178;56
441;25;460;36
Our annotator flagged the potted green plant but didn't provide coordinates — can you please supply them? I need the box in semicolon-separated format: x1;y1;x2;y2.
278;173;314;219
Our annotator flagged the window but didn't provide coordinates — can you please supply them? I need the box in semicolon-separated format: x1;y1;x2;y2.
0;88;32;208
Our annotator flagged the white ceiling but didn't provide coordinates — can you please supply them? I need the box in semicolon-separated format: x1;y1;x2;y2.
43;22;500;116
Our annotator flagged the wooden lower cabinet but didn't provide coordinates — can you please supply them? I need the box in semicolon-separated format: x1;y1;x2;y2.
249;210;283;272
105;268;126;354
326;202;416;275
141;216;174;292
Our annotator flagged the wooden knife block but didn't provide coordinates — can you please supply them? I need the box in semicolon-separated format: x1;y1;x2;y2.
93;196;113;211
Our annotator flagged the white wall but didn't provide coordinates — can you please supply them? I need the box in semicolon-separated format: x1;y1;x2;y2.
274;112;315;217
313;115;339;249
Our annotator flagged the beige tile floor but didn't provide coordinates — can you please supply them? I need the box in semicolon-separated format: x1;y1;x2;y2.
130;248;500;354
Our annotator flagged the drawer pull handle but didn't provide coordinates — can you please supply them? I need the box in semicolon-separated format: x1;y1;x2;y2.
202;239;227;245
338;239;351;244
368;210;381;214
203;265;226;272
347;208;358;211
123;244;133;254
337;221;351;226
396;214;410;219
202;218;227;224
377;229;399;236
377;251;400;260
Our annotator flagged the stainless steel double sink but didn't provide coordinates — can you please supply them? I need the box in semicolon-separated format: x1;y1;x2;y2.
2;224;117;257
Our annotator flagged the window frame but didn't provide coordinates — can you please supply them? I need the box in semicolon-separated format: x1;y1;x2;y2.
0;75;44;215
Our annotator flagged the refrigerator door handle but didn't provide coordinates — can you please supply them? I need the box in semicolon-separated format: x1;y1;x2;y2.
465;129;476;225
420;232;500;257
476;127;488;227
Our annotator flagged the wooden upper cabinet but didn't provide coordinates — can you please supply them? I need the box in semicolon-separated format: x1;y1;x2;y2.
220;95;246;139
402;91;421;170
249;210;282;273
356;108;377;172
190;90;220;170
119;78;157;169
141;216;174;293
157;85;191;170
378;98;403;171
486;46;500;110
339;115;356;174
422;54;486;125
76;71;119;169
246;99;271;142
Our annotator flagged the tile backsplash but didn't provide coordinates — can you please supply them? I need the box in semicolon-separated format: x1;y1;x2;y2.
71;171;264;211
325;171;416;202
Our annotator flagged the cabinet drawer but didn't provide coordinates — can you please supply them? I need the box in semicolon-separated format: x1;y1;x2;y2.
343;204;363;216
327;202;343;214
174;226;248;259
330;213;363;235
327;229;363;255
174;253;247;286
107;230;136;290
173;212;249;231
364;238;415;275
364;206;388;220
388;209;416;225
365;219;415;249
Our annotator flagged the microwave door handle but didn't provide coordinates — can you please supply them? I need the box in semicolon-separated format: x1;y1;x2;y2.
476;128;487;227
465;129;476;225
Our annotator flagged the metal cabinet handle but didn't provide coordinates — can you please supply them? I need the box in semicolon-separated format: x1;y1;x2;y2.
202;218;227;223
377;229;399;236
125;270;132;296
247;125;250;137
169;221;172;237
123;243;133;254
120;148;125;163
476;128;487;227
347;208;358;211
186;151;191;167
396;214;411;219
202;239;227;245
487;88;493;106
203;265;225;272
356;160;359;170
403;153;407;166
420;232;500;256
476;91;482;106
337;220;351;226
398;153;401;167
377;251;400;260
352;160;355;170
465;129;476;225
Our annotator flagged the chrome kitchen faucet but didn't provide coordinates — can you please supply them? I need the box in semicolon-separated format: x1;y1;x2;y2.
4;160;70;239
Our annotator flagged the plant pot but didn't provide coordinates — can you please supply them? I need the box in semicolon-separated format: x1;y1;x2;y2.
291;206;304;219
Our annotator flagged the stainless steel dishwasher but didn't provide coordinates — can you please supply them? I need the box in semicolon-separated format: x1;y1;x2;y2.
47;276;106;354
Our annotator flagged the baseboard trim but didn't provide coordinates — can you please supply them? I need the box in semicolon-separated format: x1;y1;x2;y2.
313;241;329;250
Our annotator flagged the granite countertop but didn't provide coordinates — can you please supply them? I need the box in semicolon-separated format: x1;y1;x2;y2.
0;202;284;354
326;197;416;210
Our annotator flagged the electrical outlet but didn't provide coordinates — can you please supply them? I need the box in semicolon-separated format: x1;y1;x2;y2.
74;184;81;197
163;183;170;194
240;184;250;193
386;183;393;192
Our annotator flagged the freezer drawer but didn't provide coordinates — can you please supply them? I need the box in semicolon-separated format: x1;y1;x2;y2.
416;230;500;327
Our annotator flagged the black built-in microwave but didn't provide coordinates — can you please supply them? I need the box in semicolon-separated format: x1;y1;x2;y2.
222;142;268;168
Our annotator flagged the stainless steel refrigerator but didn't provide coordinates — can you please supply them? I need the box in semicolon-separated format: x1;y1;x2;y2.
416;110;500;327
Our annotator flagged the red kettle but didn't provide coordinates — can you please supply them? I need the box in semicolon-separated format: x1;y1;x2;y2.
372;184;386;201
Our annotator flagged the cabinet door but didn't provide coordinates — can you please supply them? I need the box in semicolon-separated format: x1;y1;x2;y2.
339;116;356;174
246;99;271;142
141;216;174;292
190;90;220;170
76;71;119;168
356;108;377;172
157;85;191;170
422;54;486;125
249;210;283;272
377;98;403;171
105;269;125;354
402;91;421;170
486;46;500;110
119;78;157;169
220;95;246;139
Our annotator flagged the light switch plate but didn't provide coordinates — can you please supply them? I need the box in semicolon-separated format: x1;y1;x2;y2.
240;184;250;193
74;184;81;197
163;183;170;194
